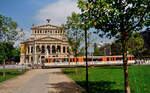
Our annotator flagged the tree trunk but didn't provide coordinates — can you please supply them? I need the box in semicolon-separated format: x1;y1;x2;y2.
3;59;6;77
122;33;131;93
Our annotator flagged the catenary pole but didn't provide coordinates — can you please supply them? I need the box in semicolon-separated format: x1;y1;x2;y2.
85;27;89;93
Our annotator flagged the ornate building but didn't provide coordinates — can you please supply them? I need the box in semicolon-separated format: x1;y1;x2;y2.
20;23;71;64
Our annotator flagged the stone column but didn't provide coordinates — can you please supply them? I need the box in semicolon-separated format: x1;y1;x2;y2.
50;44;52;54
29;56;31;64
66;46;67;54
61;45;63;54
35;55;38;64
45;44;47;58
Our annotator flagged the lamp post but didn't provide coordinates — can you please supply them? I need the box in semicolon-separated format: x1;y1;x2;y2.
32;38;35;69
84;27;89;93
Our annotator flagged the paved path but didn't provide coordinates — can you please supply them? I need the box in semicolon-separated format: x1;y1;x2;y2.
0;69;82;93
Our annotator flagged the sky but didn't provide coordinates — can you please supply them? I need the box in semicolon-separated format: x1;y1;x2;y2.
0;0;112;46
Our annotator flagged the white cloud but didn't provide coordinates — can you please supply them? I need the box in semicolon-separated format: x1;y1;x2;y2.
34;0;80;26
14;29;31;46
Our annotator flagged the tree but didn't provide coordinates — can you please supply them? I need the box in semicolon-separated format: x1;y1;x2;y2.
93;46;102;56
127;32;146;56
11;47;21;63
0;14;23;77
0;42;14;63
65;12;84;57
78;0;150;93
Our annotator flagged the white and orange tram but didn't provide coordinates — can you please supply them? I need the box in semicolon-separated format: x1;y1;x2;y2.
43;55;135;66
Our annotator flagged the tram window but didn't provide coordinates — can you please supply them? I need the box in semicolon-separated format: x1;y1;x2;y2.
107;58;109;61
88;58;92;61
49;59;51;62
99;58;102;61
93;58;97;61
73;58;75;62
53;59;56;62
116;57;122;60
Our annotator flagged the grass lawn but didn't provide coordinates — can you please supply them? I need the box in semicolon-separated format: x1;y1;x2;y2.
62;65;150;93
0;69;28;83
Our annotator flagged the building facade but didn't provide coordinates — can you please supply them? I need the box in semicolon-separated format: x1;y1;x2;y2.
20;23;71;64
94;41;112;56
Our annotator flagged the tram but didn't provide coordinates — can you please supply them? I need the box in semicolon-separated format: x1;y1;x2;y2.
43;55;135;66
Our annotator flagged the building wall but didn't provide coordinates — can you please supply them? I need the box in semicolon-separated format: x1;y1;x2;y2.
20;24;72;64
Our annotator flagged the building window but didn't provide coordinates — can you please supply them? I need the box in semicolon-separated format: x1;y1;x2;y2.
38;30;39;33
63;46;65;53
35;30;36;33
57;46;61;52
67;47;69;53
40;30;42;33
36;46;40;52
47;46;50;53
52;46;56;53
45;31;47;33
28;46;30;54
41;45;45;53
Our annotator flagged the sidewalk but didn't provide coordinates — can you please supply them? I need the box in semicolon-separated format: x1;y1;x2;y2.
0;69;82;93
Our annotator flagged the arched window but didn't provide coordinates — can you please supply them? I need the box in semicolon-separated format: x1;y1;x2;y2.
67;47;69;53
47;46;50;53
31;46;33;53
35;30;36;33
41;45;45;53
52;45;56;53
57;46;61;52
28;46;30;54
63;46;65;53
41;56;45;63
36;45;40;52
40;30;42;33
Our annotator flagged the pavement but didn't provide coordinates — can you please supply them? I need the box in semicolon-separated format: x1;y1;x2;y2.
0;69;82;93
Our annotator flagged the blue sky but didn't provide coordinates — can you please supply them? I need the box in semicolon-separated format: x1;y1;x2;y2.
0;0;112;46
0;0;79;38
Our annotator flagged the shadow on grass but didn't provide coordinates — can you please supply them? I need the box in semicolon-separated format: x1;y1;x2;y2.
76;80;124;93
63;70;75;75
46;80;124;93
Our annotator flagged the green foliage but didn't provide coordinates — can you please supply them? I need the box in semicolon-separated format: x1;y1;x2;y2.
63;66;150;93
0;42;20;63
0;14;23;63
0;70;27;82
65;12;85;56
93;46;102;56
111;32;146;56
0;42;14;63
127;32;146;55
78;0;150;38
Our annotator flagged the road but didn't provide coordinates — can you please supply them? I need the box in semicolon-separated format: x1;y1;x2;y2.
0;69;82;93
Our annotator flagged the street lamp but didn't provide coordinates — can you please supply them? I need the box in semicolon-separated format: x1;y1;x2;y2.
31;38;35;69
81;22;89;93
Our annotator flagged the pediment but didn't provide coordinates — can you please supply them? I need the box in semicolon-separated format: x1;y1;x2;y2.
31;24;62;29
